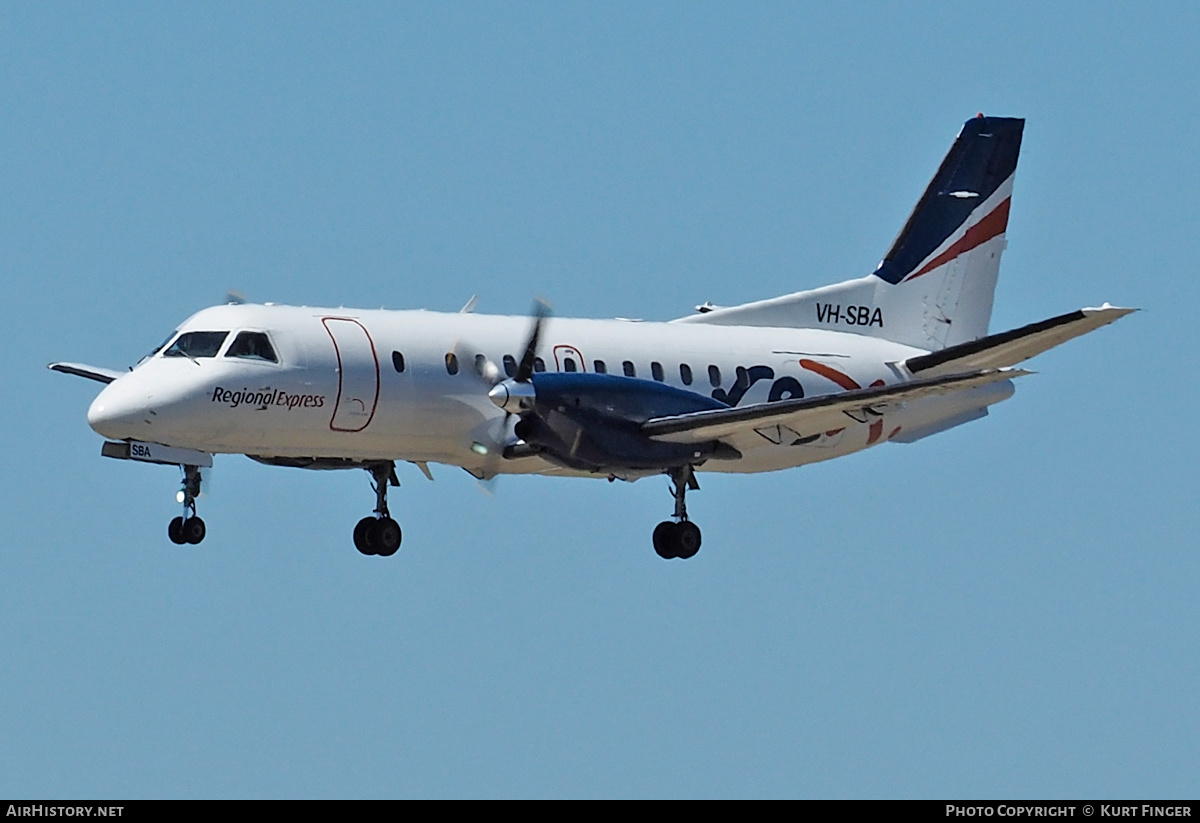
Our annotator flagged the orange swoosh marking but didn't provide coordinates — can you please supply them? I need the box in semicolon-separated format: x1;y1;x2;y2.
867;419;884;444
905;197;1011;281
800;359;860;390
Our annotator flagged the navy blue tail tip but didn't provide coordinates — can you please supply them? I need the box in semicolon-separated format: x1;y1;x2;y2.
873;115;1025;285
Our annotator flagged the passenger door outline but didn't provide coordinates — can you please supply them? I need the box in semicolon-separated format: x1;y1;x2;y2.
322;317;380;432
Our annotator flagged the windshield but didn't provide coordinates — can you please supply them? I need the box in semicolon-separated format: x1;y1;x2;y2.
163;331;229;358
136;332;178;366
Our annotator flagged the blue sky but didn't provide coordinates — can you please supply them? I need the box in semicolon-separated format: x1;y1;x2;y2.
3;2;1197;798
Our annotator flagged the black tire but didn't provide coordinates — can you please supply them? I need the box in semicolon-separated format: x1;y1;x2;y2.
372;518;402;557
168;517;186;545
182;517;206;545
674;521;701;559
653;521;677;559
354;517;377;555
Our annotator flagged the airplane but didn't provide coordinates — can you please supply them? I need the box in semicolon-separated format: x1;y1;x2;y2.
50;114;1132;560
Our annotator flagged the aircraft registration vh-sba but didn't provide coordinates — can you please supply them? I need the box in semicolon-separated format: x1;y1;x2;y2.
52;114;1132;560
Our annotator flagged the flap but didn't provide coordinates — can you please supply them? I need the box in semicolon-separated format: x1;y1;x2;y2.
643;369;1026;445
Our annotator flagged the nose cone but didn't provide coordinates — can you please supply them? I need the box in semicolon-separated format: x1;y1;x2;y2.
87;381;153;439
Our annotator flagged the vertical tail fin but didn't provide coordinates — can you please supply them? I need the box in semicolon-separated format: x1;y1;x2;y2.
870;114;1024;349
873;115;1023;286
675;115;1025;352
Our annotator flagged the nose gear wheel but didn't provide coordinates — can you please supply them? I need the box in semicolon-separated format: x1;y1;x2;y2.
168;464;206;545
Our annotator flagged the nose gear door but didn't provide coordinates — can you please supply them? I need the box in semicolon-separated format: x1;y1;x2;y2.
322;317;380;432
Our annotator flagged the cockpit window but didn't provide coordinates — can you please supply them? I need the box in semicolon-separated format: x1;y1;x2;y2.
138;333;177;365
151;333;176;357
225;331;278;363
163;331;229;358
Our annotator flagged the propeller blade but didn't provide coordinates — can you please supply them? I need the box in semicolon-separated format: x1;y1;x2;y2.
514;298;551;383
465;297;552;489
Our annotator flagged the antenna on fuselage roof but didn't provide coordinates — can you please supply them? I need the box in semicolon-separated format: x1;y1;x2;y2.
460;295;478;313
225;290;247;305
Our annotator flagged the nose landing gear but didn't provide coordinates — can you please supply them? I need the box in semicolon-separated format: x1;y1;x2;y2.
353;461;403;557
168;464;206;545
653;465;702;560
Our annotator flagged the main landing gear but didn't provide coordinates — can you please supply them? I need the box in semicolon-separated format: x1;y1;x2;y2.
653;465;702;560
168;464;206;545
353;461;403;557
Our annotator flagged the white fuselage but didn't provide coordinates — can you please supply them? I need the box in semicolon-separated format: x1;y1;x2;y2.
86;303;1014;479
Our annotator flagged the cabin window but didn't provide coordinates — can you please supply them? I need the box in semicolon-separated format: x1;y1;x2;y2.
225;331;278;363
593;360;607;374
622;360;636;377
651;361;664;382
164;331;229;359
503;354;517;377
445;352;459;375
564;357;577;372
680;364;693;385
392;351;405;373
475;354;488;376
534;357;546;372
708;365;722;387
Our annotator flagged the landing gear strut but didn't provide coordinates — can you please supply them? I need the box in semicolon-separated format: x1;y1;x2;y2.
168;464;206;545
653;465;702;560
353;461;403;557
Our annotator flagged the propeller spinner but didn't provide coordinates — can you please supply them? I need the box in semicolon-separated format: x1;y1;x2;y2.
485;298;549;415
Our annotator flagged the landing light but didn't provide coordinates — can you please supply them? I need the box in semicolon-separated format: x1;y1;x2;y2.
176;491;186;503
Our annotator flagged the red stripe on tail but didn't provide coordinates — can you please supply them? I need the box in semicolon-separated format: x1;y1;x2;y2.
904;197;1011;282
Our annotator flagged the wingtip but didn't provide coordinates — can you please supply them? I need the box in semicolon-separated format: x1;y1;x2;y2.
1084;303;1138;316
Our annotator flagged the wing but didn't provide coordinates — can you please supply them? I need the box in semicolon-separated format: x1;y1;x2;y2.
904;305;1134;378
642;369;1026;445
48;362;124;384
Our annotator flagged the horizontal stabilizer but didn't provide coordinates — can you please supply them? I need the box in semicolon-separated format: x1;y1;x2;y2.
905;305;1134;377
48;362;124;384
644;369;1026;445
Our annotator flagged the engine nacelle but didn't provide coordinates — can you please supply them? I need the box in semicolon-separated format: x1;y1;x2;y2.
508;373;740;472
